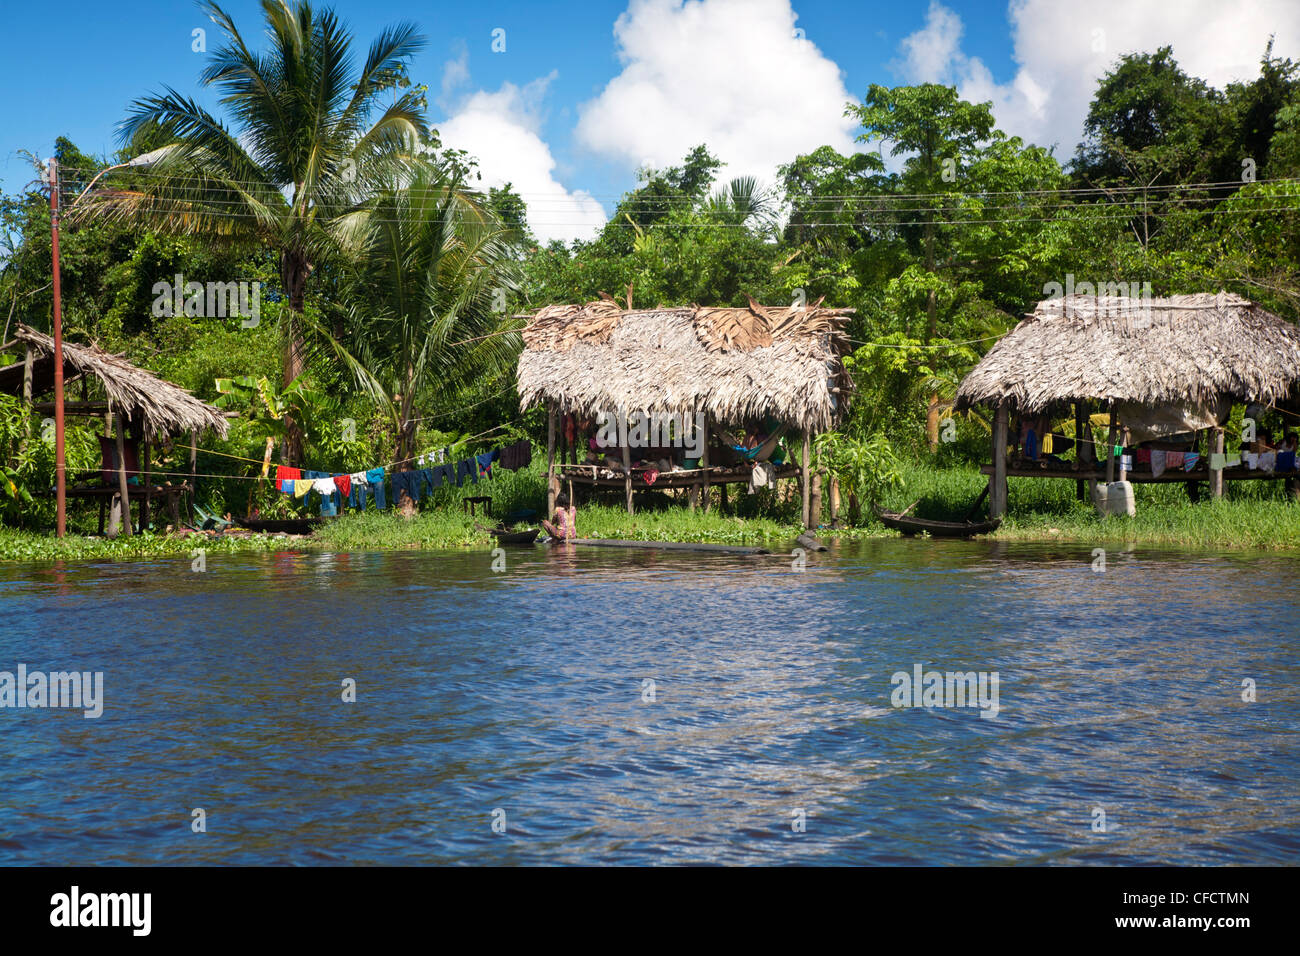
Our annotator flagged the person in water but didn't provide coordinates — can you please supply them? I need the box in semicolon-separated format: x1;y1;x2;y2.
543;492;577;541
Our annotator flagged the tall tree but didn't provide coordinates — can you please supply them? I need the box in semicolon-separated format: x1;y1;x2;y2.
70;0;428;462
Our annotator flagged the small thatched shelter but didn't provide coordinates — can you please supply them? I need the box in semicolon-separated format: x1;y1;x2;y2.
1;324;228;533
955;292;1300;515
516;298;853;527
2;325;228;439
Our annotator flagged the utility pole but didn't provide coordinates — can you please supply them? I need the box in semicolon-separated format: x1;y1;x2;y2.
49;157;66;537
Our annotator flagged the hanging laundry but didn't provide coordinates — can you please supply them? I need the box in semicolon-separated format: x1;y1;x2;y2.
350;479;368;511
1182;452;1200;472
313;476;337;495
1258;451;1276;472
276;465;302;485
1135;448;1151;465
643;467;659;485
1165;451;1184;469
333;474;351;499
1209;453;1226;471
1277;450;1296;472
499;439;532;471
476;449;498;479
294;479;313;499
1150;449;1167;478
1244;452;1260;470
456;459;477;486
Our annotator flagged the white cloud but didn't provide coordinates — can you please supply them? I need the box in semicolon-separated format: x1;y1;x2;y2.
896;0;1300;160
436;74;606;244
575;0;858;187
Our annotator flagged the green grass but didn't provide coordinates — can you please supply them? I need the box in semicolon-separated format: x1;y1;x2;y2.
4;459;1298;563
878;461;1300;550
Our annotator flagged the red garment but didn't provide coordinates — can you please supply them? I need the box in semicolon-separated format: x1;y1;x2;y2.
276;465;302;484
643;468;659;485
333;474;351;497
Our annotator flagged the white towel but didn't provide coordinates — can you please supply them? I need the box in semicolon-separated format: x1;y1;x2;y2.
313;477;337;494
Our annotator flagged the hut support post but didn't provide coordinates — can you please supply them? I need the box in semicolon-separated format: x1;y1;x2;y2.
801;429;811;529
622;440;633;515
1118;428;1130;483
142;435;152;532
114;413;133;537
188;430;197;523
700;414;710;513
1074;402;1085;501
1105;405;1117;485
546;404;557;518
829;476;841;528
990;403;1008;519
810;467;823;529
1212;428;1225;499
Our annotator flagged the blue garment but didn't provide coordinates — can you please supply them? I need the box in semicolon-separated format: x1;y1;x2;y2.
456;459;477;486
1024;429;1039;461
1278;450;1296;473
364;467;387;510
350;479;368;511
476;450;498;479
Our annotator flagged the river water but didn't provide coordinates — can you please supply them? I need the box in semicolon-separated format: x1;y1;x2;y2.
0;539;1295;865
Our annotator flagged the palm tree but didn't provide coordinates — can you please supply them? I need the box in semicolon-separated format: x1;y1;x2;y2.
318;166;522;467
71;0;428;462
705;175;779;233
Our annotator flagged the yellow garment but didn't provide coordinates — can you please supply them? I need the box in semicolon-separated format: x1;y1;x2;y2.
294;479;312;499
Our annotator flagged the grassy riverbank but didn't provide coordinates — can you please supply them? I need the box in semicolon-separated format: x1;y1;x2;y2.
3;462;1298;563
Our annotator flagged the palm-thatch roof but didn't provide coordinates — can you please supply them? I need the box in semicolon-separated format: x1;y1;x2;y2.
516;298;853;432
5;325;228;439
955;292;1300;412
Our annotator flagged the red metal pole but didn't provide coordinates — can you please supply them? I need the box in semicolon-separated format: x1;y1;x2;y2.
49;158;66;538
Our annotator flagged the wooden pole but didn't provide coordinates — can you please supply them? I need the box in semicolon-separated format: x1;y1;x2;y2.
800;429;811;529
49;158;67;538
622;432;633;515
114;413;133;536
829;476;841;528
700;413;710;513
1074;401;1085;501
810;466;823;529
1118;427;1130;483
142;434;152;532
188;429;197;524
991;403;1008;519
1105;404;1117;485
546;404;557;518
1212;427;1225;499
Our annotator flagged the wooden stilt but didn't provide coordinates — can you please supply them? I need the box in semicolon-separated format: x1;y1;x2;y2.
1105;404;1117;485
990;403;1008;519
546;404;557;518
622;439;633;515
114;413;133;536
188;429;197;524
1212;427;1225;499
829;476;841;528
1074;401;1086;501
810;467;823;529
801;429;811;529
700;413;710;513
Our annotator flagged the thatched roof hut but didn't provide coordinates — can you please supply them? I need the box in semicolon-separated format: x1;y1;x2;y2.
516;298;853;432
2;324;228;439
955;292;1300;412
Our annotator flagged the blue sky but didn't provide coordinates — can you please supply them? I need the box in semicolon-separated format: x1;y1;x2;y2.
2;0;1294;241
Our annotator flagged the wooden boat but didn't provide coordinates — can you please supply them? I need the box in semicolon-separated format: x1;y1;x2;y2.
477;522;541;544
872;505;1001;538
233;516;324;535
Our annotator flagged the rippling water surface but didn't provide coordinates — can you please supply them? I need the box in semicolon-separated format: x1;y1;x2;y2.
0;539;1296;865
